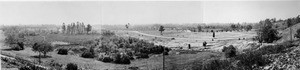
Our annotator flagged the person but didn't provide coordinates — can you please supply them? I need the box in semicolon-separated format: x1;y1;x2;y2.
203;41;207;49
188;44;191;49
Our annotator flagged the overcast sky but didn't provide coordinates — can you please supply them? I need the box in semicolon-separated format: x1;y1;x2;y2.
0;1;300;25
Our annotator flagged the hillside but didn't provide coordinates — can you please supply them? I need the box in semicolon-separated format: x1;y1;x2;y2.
277;23;300;43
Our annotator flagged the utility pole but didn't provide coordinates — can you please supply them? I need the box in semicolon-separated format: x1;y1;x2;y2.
163;47;165;70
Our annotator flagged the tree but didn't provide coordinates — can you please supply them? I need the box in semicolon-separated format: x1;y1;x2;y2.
245;25;252;31
32;42;54;57
231;24;237;30
62;23;66;34
86;24;92;34
257;19;279;43
295;28;300;39
287;18;293;41
197;25;202;32
158;26;165;35
297;15;300;24
125;23;130;29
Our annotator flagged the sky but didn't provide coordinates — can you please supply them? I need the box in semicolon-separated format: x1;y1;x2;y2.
0;1;300;25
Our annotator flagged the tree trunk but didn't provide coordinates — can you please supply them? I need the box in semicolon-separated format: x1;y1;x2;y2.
39;52;41;64
290;27;293;41
163;48;165;70
43;52;47;57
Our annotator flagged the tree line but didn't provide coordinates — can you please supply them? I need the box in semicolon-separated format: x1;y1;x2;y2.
61;22;92;35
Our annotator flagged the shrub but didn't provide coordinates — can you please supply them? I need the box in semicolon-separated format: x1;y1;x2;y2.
79;48;88;52
66;63;78;70
17;42;24;50
102;57;113;62
49;61;63;70
171;38;175;40
19;65;46;70
136;53;149;59
201;59;235;70
295;28;300;39
222;45;236;58
57;48;68;55
113;53;131;64
11;44;23;51
235;51;271;70
101;30;115;37
81;51;94;58
258;41;295;54
163;51;169;55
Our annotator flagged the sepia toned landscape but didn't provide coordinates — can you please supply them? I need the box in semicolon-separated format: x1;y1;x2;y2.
1;1;300;70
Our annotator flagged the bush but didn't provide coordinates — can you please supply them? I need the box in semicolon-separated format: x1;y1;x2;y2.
222;45;236;58
136;53;149;59
19;65;46;70
258;41;295;55
235;51;271;70
163;51;169;55
295;28;300;39
66;63;78;70
113;53;131;64
17;42;24;50
11;44;23;51
81;51;94;58
201;59;235;70
102;57;113;62
57;48;68;55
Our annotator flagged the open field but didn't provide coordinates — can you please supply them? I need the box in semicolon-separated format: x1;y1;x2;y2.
113;29;257;52
2;21;298;70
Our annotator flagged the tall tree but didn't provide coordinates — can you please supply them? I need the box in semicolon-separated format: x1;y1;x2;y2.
257;19;279;43
86;24;92;34
125;24;129;29
245;25;252;31
159;26;165;35
287;18;293;41
197;25;202;32
62;23;66;34
125;23;130;29
231;24;237;30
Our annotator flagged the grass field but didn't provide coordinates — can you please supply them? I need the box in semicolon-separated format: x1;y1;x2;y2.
114;29;257;52
1;26;258;70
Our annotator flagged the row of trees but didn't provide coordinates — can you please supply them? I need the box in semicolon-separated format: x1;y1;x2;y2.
230;24;253;31
61;22;92;35
184;24;252;33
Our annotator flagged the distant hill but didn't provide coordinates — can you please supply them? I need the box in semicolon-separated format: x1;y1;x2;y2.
277;23;300;43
